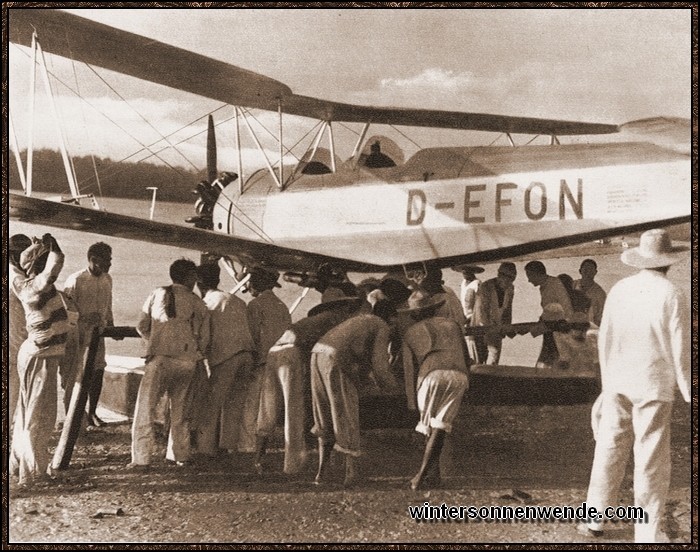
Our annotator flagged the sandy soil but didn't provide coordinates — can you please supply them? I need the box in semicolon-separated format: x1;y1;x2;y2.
6;398;691;545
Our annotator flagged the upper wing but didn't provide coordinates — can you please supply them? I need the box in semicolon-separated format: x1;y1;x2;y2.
9;9;618;136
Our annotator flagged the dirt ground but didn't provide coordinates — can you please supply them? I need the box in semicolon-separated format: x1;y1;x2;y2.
6;397;692;545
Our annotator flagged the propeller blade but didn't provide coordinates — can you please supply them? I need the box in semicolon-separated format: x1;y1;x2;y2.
207;115;217;184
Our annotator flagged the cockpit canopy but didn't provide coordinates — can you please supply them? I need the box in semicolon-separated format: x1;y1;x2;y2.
298;147;342;175
357;135;405;168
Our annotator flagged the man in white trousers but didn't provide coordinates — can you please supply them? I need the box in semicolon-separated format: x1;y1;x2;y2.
580;229;690;543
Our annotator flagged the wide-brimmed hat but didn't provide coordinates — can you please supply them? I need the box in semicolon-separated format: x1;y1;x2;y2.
451;264;484;274
307;285;362;317
621;229;688;269
397;289;446;315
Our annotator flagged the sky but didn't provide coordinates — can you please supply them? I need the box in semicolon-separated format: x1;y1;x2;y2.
7;7;692;176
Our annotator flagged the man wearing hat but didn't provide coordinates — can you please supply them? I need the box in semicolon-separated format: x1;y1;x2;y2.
580;229;690;543
399;289;470;491
8;234;32;424
255;286;363;475
420;267;467;331
470;262;517;365
453;265;484;326
10;233;70;485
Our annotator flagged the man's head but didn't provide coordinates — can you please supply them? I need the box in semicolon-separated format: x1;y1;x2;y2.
9;234;32;265
170;258;198;290
398;289;446;322
524;260;547;287
196;262;220;294
308;282;362;317
20;234;56;277
87;242;112;276
420;267;444;294
578;259;598;281
247;268;281;297
496;262;517;288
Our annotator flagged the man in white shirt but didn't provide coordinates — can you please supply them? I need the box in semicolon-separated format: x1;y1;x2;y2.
129;259;210;468
471;262;517;365
524;261;573;369
62;242;114;428
580;229;690;543
194;263;254;458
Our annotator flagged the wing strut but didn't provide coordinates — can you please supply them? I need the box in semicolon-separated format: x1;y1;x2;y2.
351;122;371;168
234;107;244;195
328;122;337;173
9;112;27;191
34;33;81;200
238;107;282;189
278;101;284;189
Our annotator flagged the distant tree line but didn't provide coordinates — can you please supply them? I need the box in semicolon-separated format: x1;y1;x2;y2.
8;149;204;203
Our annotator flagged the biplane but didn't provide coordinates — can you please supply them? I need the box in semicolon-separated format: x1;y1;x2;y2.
7;10;691;428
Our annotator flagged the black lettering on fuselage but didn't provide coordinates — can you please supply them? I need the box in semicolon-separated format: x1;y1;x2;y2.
405;179;584;226
525;182;547;220
559;178;583;219
464;184;486;223
495;182;517;222
407;189;427;226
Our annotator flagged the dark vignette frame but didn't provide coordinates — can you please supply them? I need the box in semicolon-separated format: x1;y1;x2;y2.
1;2;697;551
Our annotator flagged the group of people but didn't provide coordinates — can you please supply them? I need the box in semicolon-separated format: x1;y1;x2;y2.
125;259;466;491
7;228;690;543
454;257;607;372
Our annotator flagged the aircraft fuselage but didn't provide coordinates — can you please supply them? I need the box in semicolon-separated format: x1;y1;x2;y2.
211;142;689;268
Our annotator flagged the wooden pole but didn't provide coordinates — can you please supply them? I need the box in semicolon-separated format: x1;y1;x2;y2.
51;326;100;470
51;326;140;470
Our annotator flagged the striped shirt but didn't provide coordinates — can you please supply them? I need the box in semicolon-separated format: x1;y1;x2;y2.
11;251;68;356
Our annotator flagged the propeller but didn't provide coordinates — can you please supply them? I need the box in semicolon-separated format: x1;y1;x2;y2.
207;114;217;185
187;114;236;230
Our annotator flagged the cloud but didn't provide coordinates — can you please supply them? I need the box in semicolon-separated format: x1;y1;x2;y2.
380;68;478;94
349;60;690;126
